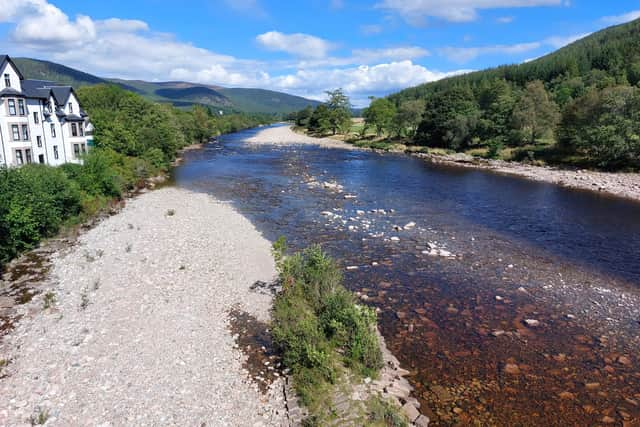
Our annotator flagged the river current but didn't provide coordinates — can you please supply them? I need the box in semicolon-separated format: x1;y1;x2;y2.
175;125;640;426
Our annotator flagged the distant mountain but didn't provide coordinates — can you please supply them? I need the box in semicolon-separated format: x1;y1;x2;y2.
14;57;320;114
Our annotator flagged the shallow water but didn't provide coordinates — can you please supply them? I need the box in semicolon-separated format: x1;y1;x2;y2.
175;125;640;426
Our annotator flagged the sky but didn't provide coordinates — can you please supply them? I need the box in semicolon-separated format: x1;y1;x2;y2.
1;1;640;106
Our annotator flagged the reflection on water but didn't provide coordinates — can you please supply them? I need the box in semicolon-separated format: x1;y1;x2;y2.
175;125;640;426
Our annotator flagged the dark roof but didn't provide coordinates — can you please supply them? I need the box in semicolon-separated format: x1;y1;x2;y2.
0;87;24;97
0;55;25;80
50;86;73;106
55;108;66;117
21;79;54;99
65;114;84;122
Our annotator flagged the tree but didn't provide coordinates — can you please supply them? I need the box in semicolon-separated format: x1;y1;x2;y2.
363;97;396;136
393;99;425;137
511;81;560;144
415;84;480;149
296;106;314;127
558;86;640;168
308;104;332;134
325;89;352;135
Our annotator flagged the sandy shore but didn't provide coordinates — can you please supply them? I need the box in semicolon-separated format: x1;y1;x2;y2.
252;125;640;203
0;188;286;426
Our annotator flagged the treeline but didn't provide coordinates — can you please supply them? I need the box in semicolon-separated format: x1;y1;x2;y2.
387;18;640;169
287;89;353;135
1;84;271;270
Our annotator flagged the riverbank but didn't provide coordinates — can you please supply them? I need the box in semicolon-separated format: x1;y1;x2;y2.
284;125;640;203
0;187;286;426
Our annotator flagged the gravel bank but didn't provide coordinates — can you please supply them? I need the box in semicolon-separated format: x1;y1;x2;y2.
417;153;640;203
0;188;286;426
254;125;640;203
244;125;354;149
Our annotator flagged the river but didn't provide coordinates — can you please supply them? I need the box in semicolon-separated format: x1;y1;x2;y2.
174;125;640;426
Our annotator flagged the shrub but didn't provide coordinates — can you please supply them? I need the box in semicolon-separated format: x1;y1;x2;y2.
271;240;382;409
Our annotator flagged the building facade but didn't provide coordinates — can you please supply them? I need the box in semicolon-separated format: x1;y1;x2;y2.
0;55;93;168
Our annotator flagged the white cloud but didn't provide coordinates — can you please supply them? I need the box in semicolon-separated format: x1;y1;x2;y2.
439;42;541;63
222;0;267;18
376;0;564;24
269;61;469;105
544;33;590;49
256;31;334;59
496;16;514;23
439;31;590;63
601;10;640;25
360;24;383;35
0;0;464;106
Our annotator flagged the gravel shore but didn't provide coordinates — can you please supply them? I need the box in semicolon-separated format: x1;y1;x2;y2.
252;125;640;203
0;188;286;426
245;125;353;149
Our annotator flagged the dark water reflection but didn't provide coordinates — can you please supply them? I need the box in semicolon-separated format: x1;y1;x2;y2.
175;125;640;426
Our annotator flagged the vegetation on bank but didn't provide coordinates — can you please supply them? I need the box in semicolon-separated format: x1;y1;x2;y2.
290;19;640;170
271;239;405;425
0;84;271;272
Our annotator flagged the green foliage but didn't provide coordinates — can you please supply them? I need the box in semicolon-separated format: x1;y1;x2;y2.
271;240;382;408
364;98;397;136
387;17;640;169
0;165;81;265
325;89;352;135
392;99;426;137
559;86;640;169
367;396;409;427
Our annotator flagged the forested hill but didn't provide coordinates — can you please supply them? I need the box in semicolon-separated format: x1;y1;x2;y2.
13;57;320;114
387;18;640;169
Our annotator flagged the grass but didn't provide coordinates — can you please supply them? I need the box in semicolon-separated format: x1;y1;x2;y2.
367;396;409;427
30;408;49;425
42;291;56;310
79;288;90;310
271;238;385;423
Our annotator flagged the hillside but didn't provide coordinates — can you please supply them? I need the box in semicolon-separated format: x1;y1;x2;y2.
14;57;320;114
385;18;640;169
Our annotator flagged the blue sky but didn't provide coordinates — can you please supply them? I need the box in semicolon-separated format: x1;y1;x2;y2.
1;0;640;106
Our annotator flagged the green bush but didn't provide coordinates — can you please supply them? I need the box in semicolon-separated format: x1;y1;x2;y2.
271;240;382;408
0;165;82;264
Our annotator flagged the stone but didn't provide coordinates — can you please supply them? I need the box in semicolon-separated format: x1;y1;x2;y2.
585;382;600;390
602;416;616;424
503;363;520;375
403;222;416;230
491;330;506;337
390;236;400;242
401;403;420;422
524;319;540;327
618;356;632;366
559;391;575;400
414;415;430;427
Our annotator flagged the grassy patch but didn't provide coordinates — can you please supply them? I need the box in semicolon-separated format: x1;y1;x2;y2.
271;238;383;420
42;291;56;310
367;396;409;427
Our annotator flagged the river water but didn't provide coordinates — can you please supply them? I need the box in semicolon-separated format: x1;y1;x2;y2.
174;125;640;426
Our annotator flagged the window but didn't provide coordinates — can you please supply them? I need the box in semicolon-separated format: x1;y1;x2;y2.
15;150;23;165
18;99;25;115
68;102;73;113
8;99;16;115
4;73;10;88
37;135;42;148
25;149;32;164
33;111;39;124
79;125;84;136
38;154;45;164
73;144;80;157
81;144;86;154
50;123;56;137
21;124;29;141
53;146;59;160
11;125;19;141
71;123;78;137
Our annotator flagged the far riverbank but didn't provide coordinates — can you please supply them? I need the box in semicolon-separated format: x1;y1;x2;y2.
285;125;640;203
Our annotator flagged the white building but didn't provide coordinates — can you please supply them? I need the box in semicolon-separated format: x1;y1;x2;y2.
0;55;93;167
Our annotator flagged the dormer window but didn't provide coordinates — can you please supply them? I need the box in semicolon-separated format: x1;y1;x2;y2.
68;102;73;113
4;74;10;88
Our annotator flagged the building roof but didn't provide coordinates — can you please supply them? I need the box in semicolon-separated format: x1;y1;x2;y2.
0;55;25;80
0;87;25;97
21;79;54;99
65;114;85;122
50;86;73;106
